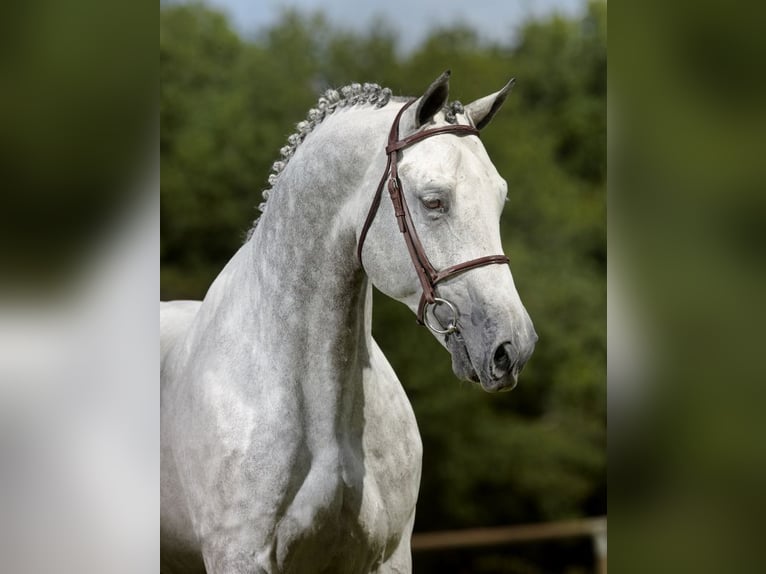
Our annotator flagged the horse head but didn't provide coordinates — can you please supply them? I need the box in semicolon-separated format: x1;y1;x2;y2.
358;71;537;392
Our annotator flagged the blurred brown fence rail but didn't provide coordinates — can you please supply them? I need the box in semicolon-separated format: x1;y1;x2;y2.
412;516;607;573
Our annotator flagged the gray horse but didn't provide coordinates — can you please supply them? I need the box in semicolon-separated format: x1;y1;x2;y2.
161;71;537;573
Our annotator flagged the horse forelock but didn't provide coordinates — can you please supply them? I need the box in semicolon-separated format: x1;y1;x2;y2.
246;83;466;240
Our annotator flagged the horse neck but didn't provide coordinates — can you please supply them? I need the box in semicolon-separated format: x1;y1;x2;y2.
209;106;394;445
248;105;390;326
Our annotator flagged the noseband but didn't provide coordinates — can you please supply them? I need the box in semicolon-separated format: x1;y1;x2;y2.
357;99;510;335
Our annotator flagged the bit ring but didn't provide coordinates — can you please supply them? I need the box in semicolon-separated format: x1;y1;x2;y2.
424;297;459;335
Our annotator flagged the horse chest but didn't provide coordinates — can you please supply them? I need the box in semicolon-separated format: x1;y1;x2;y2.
272;437;419;572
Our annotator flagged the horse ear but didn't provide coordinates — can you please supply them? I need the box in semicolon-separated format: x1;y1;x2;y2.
413;70;451;128
464;78;515;130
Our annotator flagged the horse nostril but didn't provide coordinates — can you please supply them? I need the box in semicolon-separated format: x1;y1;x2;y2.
492;342;514;379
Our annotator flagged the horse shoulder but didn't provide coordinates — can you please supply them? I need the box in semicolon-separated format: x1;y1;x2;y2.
366;338;422;460
356;339;422;563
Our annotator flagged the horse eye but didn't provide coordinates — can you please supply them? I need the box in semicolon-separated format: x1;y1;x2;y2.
422;197;443;210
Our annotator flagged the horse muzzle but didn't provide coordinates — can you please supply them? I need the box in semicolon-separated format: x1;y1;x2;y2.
444;308;537;392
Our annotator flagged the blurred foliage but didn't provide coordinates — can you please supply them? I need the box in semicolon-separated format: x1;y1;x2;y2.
161;2;605;572
610;1;766;572
1;0;153;290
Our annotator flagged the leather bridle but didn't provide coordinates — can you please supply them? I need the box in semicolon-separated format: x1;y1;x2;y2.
357;99;510;335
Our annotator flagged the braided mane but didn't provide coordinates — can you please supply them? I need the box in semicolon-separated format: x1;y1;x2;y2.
249;82;465;235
